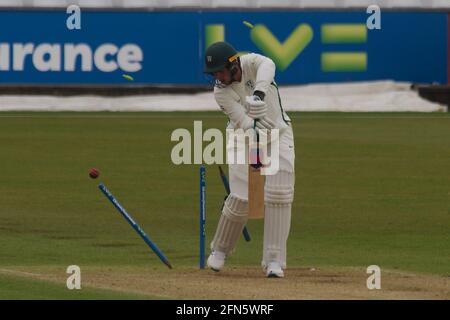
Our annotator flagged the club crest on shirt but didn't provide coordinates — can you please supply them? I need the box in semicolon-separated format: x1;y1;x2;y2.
246;80;255;90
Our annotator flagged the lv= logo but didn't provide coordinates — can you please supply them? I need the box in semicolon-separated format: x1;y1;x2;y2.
205;13;379;73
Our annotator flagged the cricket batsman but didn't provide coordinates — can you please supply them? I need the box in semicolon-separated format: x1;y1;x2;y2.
204;42;295;278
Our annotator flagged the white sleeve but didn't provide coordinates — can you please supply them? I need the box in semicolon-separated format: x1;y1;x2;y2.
248;53;276;94
214;88;253;130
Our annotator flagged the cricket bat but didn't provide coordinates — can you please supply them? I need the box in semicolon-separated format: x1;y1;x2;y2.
248;128;265;219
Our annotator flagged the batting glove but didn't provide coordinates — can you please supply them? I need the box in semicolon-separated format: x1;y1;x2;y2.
246;95;267;119
255;117;275;130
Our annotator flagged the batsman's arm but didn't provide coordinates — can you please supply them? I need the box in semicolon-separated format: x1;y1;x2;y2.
249;53;276;95
214;87;253;130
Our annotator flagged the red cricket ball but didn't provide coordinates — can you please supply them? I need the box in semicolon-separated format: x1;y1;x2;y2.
89;168;99;179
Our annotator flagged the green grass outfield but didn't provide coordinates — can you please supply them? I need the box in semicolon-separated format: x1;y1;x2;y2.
0;112;449;298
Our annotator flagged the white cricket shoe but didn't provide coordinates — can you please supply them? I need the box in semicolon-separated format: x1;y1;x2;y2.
207;251;226;272
266;262;284;278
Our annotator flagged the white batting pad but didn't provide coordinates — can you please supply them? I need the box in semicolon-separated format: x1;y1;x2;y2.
262;170;294;269
210;194;248;256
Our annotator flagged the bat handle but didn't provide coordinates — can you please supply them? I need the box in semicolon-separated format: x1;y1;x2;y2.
250;121;262;169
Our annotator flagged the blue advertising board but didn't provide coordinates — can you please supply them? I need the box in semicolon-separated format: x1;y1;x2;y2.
0;10;447;85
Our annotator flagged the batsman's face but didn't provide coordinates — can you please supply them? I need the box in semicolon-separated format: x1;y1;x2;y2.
213;69;232;85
